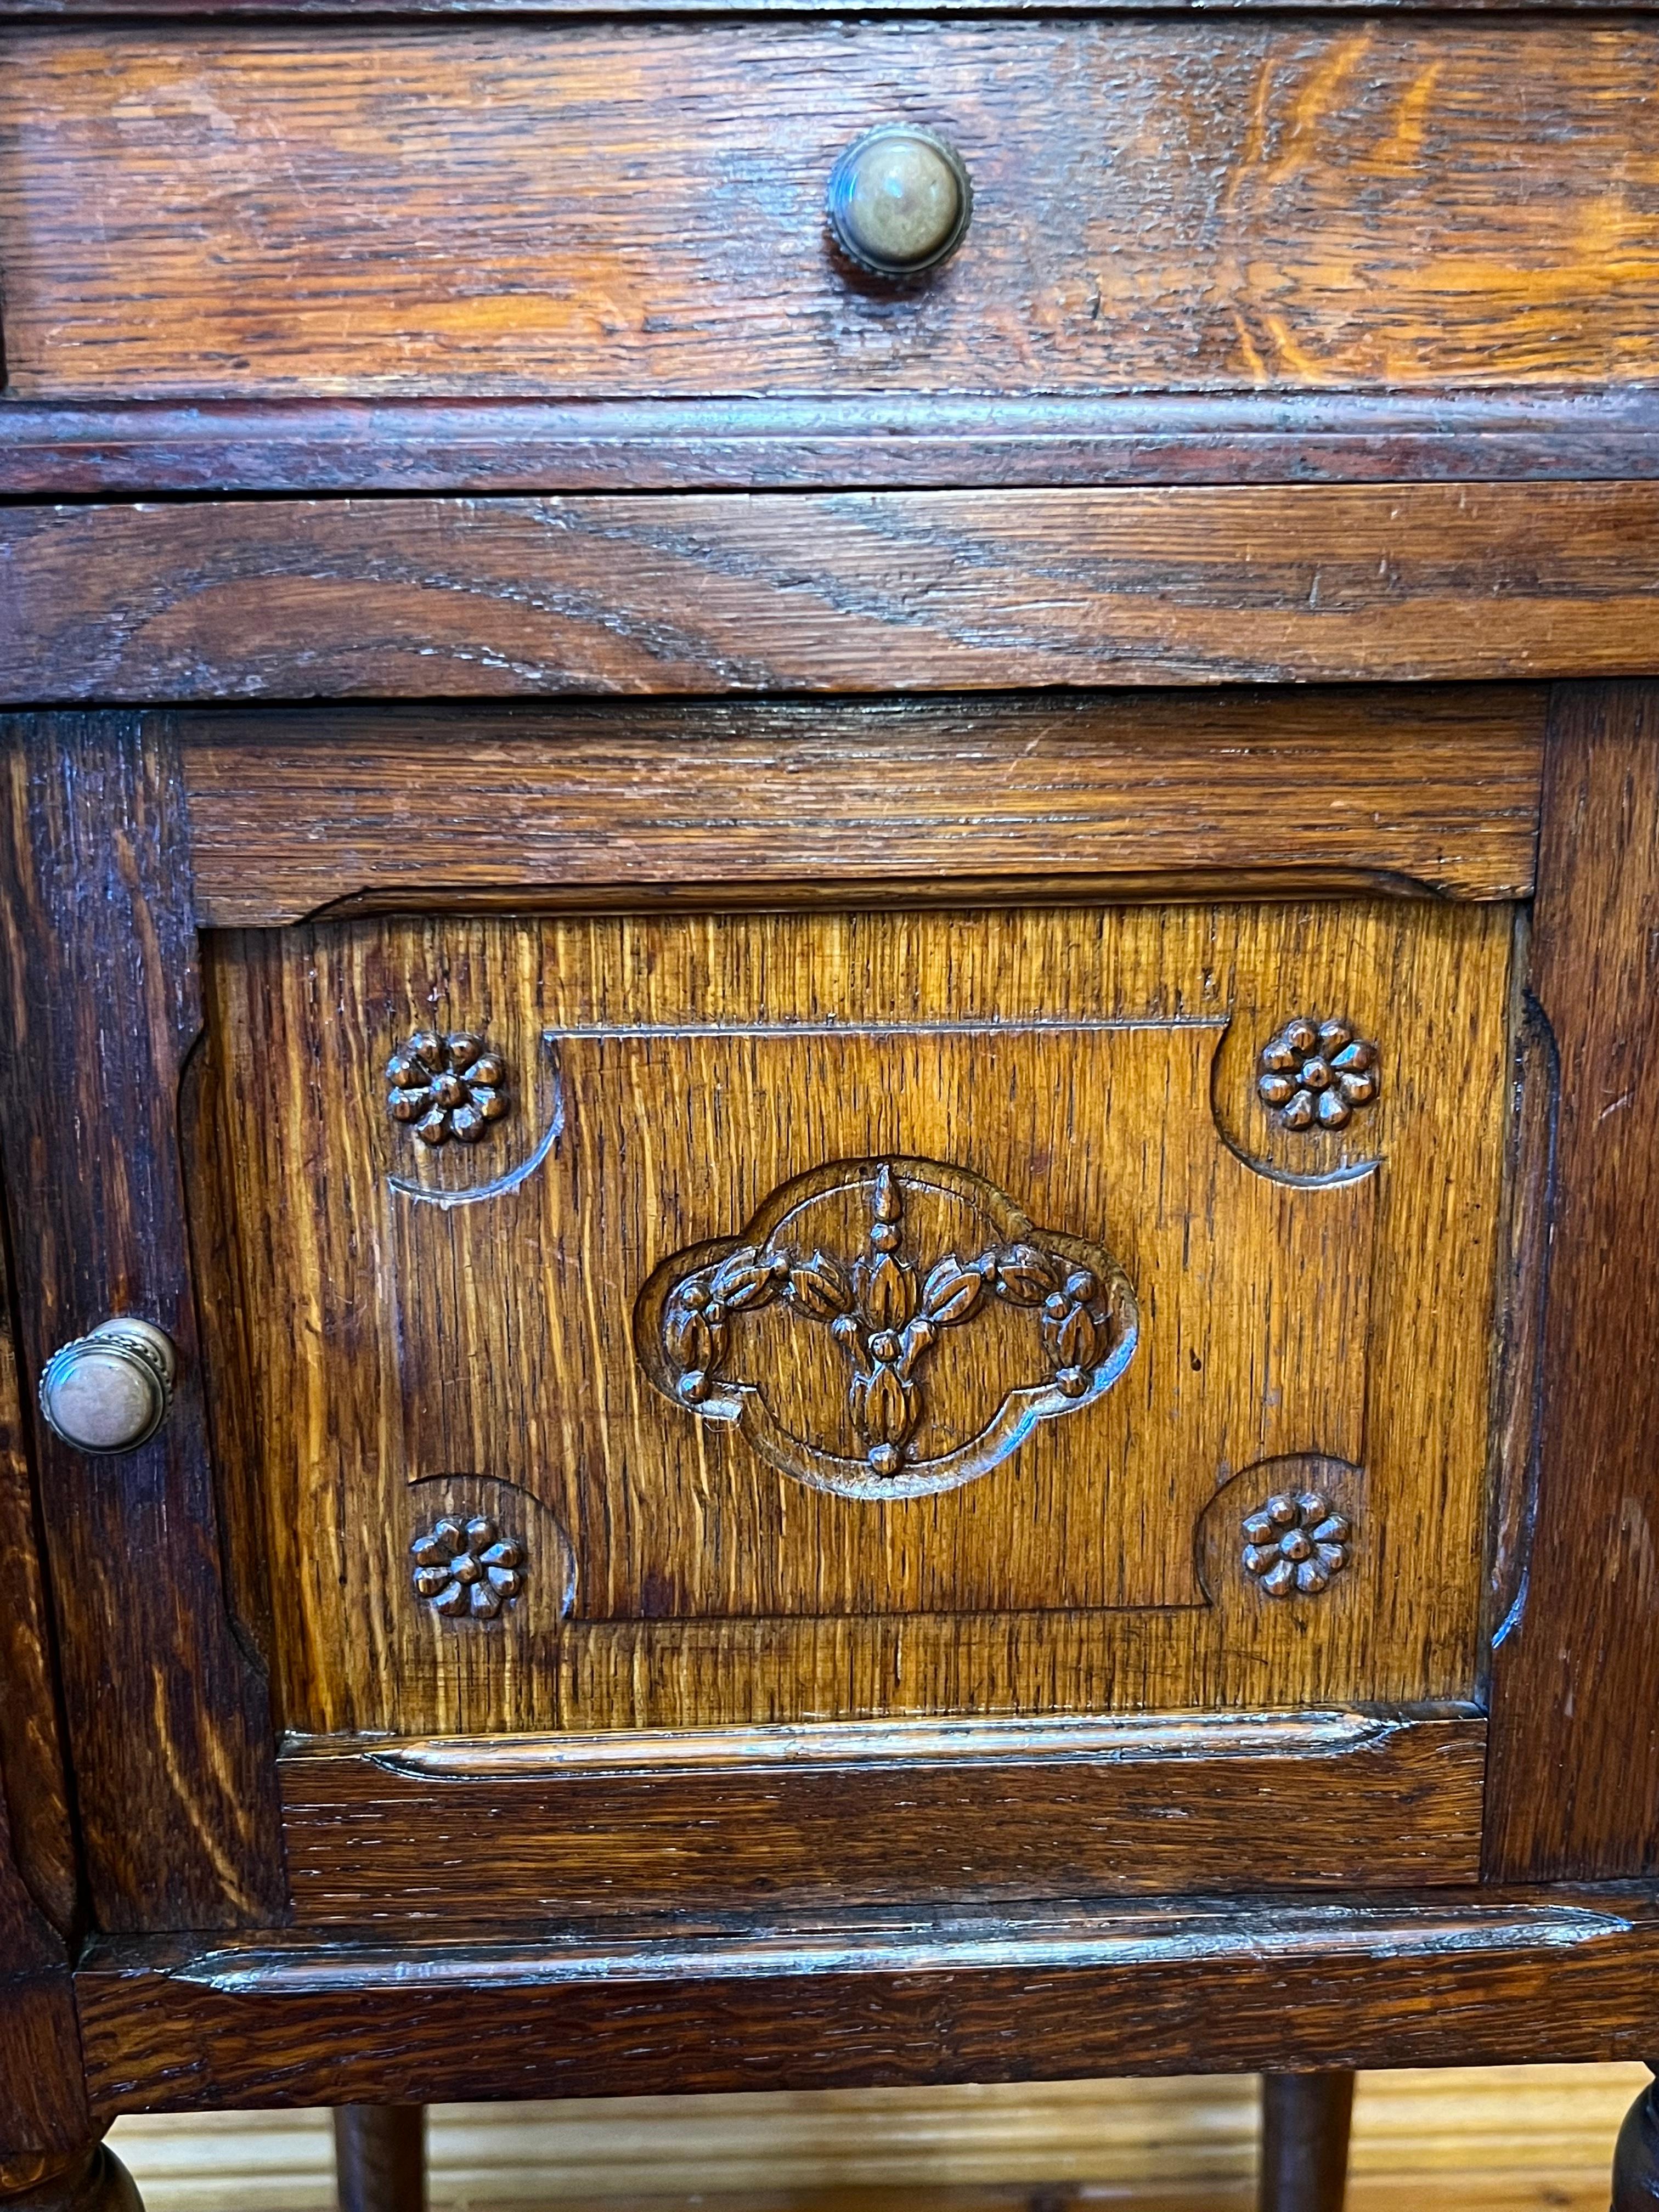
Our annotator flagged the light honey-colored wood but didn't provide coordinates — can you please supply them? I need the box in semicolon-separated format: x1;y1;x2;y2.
196;899;1512;1737
104;2066;1654;2211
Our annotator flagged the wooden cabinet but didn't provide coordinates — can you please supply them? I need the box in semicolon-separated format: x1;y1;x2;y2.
7;7;1659;2210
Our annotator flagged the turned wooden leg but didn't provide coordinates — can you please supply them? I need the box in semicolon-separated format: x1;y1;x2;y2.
1259;2071;1355;2212
0;2146;141;2211
1613;2067;1659;2208
333;2106;426;2212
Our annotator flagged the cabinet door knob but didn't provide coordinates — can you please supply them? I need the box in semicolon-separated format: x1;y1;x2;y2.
826;124;972;277
38;1319;177;1454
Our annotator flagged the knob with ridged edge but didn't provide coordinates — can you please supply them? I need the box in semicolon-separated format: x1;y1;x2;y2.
826;124;972;278
38;1319;176;1455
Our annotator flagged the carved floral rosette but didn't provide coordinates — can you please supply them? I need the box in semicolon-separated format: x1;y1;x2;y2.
634;1157;1139;1501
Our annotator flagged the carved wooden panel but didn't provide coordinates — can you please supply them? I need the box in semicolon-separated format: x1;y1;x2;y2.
195;901;1512;1734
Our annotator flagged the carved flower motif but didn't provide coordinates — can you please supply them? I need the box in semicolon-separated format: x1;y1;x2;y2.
661;1163;1124;1483
387;1030;507;1146
1242;1491;1352;1599
1257;1017;1379;1132
410;1514;524;1619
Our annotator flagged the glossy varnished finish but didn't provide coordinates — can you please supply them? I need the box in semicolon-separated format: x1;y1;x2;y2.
175;691;1546;926
7;487;1659;701
277;1713;1486;1923
7;392;1659;496
1486;684;1659;1881
0;716;282;1932
70;1888;1659;2117
4;26;1659;399
195;902;1509;1737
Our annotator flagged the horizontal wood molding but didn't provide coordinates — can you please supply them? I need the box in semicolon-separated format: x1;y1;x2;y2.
277;1709;1485;1923
6;488;1659;701
5;26;1658;402
177;690;1545;924
75;1886;1659;2114
7;393;1659;496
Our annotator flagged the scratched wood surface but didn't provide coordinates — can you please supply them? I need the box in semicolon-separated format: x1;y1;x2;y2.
8;488;1659;701
3;25;1659;399
71;1889;1659;2115
175;690;1547;928
194;900;1511;1736
0;715;284;1933
275;1712;1487;1921
1486;682;1659;1882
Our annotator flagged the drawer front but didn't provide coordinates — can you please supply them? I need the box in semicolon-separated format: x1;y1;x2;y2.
3;21;1657;400
196;898;1513;1743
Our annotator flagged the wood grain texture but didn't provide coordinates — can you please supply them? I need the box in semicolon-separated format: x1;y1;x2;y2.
196;900;1510;1735
71;1889;1659;2116
7;487;1659;702
0;714;283;1931
276;1711;1485;1923
0;1229;86;2157
1486;684;1659;1881
4;25;1659;400
0;1231;77;1939
7;393;1659;497
176;691;1546;928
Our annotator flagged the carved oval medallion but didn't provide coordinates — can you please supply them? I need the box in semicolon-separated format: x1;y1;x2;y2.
634;1156;1138;1501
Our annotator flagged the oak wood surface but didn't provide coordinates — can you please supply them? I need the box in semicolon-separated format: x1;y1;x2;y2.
0;714;283;1932
176;690;1546;928
0;1192;88;2160
71;1888;1659;2115
7;487;1659;701
1486;682;1659;1881
276;1711;1485;1922
8;392;1659;499
4;25;1658;402
197;900;1509;1736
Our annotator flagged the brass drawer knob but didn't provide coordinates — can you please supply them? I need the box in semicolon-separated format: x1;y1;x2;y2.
38;1319;176;1454
826;123;972;278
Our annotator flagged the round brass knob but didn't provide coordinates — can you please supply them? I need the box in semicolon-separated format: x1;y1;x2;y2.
38;1319;176;1455
826;123;972;278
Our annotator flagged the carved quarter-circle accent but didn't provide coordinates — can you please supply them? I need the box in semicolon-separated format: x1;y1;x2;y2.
635;1155;1139;1502
1258;1017;1379;1133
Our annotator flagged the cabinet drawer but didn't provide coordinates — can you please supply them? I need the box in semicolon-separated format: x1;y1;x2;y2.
3;21;1657;401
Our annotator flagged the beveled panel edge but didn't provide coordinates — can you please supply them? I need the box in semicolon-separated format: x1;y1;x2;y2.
77;1883;1659;2115
308;1703;1445;1781
150;1895;1624;1997
4;392;1659;496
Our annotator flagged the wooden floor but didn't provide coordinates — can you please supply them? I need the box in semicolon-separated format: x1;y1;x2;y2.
108;2064;1646;2210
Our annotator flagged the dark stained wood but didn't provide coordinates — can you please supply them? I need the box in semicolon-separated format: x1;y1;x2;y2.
8;487;1659;703
332;2109;424;2212
7;394;1659;497
1259;2074;1353;2212
71;1887;1659;2116
177;690;1546;928
278;1712;1487;1925
0;2148;140;2212
0;715;283;1931
1486;684;1659;1882
1615;2071;1659;2210
0;1788;87;2155
0;1227;77;1938
5;27;1659;402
